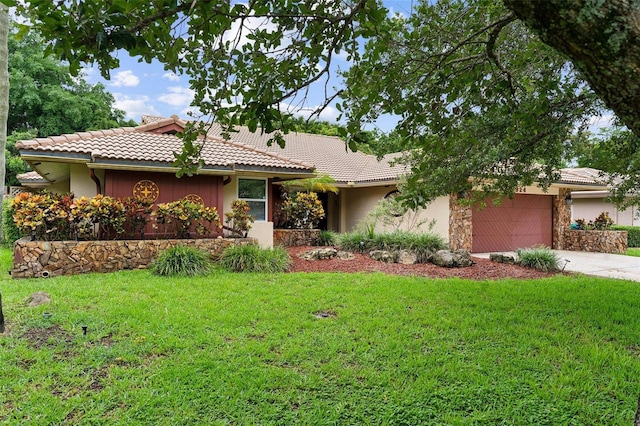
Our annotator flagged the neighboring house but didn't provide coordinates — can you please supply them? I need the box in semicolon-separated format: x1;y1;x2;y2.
17;114;610;252
563;167;640;226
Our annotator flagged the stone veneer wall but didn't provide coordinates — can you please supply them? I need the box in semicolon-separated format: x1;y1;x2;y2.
563;230;627;254
273;229;321;246
12;238;256;279
449;193;472;251
553;188;572;250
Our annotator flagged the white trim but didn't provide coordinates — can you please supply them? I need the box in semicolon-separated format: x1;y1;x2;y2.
238;177;268;222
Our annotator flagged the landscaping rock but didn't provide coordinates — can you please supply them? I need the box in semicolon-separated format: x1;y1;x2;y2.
336;251;355;260
369;250;396;263
432;249;474;268
489;253;516;264
298;248;338;261
26;291;51;307
397;250;419;265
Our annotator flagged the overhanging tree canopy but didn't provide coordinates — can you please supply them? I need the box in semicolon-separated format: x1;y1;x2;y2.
3;0;640;204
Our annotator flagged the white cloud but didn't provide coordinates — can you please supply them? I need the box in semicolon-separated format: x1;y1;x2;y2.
163;72;181;82
588;114;615;135
113;94;161;121
157;86;195;108
284;103;339;122
111;70;140;87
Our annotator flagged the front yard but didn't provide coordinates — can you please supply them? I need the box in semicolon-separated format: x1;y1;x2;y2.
1;248;639;424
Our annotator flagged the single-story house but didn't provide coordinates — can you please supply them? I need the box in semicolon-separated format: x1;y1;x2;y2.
563;167;640;226
17;115;610;252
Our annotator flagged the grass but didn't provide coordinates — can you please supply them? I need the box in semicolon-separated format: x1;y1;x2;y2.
626;248;640;257
1;249;640;424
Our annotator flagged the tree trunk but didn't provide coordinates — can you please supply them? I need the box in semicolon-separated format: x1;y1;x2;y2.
0;4;8;242
503;0;640;136
0;292;4;333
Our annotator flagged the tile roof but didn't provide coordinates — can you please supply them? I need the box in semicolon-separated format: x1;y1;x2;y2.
559;167;609;186
199;122;408;184
17;118;315;173
17;171;48;182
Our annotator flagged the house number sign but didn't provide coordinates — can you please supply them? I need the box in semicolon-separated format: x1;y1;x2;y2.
133;180;160;202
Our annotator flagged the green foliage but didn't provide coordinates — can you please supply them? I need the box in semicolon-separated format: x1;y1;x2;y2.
317;230;338;246
149;245;211;277
153;199;221;238
2;196;25;246
10;192;220;241
612;225;640;247
342;1;598;207
218;244;291;273
277;192;325;229
7;23;134;137
574;211;614;231
357;188;436;234
517;246;561;272
337;230;447;262
280;174;339;194
6;130;34;186
575;128;640;209
223;200;255;237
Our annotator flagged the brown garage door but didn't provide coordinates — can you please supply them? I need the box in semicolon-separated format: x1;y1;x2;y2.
472;194;552;252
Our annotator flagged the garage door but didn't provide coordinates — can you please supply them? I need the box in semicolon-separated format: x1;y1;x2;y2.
472;194;553;253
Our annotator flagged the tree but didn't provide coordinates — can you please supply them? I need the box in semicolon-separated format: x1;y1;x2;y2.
4;0;640;204
575;128;640;209
8;26;136;137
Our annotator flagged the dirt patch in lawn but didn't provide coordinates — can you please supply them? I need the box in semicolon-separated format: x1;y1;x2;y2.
286;246;560;280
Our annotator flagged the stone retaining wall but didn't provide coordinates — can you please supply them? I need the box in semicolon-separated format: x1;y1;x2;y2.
563;230;627;254
273;229;320;246
12;237;256;279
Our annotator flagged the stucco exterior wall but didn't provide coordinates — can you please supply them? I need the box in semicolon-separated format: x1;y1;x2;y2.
70;164;103;198
338;186;449;241
572;198;638;226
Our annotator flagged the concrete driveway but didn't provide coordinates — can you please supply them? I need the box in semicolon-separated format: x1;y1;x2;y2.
474;250;640;282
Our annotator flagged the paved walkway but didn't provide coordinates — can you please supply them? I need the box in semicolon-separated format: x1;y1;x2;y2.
473;250;640;282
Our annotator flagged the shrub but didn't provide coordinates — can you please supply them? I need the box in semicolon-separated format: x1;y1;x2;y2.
150;245;211;276
277;192;325;229
611;225;640;247
12;191;74;240
574;212;613;231
121;196;153;239
337;230;447;262
224;200;255;237
2;197;26;246
153;199;221;238
317;230;338;246
517;246;561;272
218;244;291;273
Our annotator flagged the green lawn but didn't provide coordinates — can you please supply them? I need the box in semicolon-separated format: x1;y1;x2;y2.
1;250;640;424
626;248;640;257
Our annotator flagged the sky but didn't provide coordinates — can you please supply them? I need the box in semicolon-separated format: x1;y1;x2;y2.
80;0;614;134
80;1;416;131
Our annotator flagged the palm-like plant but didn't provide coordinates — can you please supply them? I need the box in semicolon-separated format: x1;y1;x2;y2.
280;174;339;194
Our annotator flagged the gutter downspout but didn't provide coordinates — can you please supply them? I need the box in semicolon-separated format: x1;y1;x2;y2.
90;169;102;195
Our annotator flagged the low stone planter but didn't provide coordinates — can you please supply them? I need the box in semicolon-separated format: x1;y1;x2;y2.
12;237;256;279
273;229;321;246
563;230;627;254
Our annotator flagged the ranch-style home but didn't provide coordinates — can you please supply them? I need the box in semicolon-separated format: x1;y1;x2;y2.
17;115;609;252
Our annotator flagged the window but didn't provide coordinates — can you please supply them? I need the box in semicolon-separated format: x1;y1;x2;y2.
238;178;267;221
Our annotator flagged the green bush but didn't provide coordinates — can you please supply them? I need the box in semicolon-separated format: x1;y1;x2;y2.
612;225;640;247
150;245;211;277
2;197;26;246
317;230;337;246
517;246;561;272
218;244;291;273
337;230;447;262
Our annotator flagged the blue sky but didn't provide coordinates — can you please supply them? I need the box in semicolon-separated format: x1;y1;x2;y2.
81;0;613;134
81;1;417;131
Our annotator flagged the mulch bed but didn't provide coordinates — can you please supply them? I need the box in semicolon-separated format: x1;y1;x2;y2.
286;246;559;280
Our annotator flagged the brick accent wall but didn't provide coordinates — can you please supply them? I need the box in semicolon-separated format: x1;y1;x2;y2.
12;238;255;279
